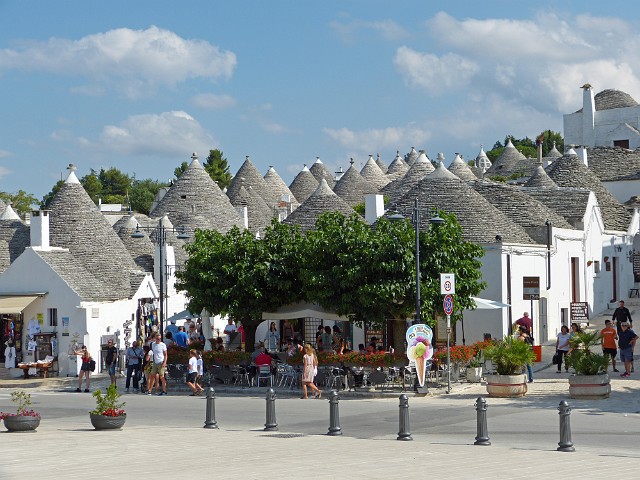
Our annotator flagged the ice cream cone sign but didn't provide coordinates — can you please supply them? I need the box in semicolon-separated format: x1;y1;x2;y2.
406;324;433;387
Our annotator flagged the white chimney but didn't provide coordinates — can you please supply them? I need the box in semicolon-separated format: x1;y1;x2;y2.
577;146;588;167
364;194;385;225
30;210;50;249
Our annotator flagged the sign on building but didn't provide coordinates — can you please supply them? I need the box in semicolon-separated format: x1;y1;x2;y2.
570;302;589;325
523;276;540;300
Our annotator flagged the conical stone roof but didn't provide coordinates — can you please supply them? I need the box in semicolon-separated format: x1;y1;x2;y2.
525;164;558;188
393;174;534;245
48;167;138;300
546;154;630;231
476;146;492;171
470;180;573;243
386;151;409;179
150;155;243;233
404;147;419;166
526;187;591;229
382;152;435;204
448;154;477;181
486;140;526;176
309;158;335;188
375;154;387;173
115;214;155;273
229;185;274;233
0;212;29;274
333;160;379;207
360;155;390;189
264;166;300;209
289;165;319;204
284;179;357;232
227;156;275;206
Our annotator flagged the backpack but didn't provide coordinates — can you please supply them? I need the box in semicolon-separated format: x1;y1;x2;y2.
88;358;96;372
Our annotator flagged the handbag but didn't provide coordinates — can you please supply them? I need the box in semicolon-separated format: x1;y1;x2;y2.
552;352;560;365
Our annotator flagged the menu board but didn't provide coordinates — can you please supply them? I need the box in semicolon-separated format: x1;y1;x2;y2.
570;302;589;325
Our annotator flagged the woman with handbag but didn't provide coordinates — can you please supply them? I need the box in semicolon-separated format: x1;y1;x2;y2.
74;345;92;392
555;325;571;373
301;343;322;399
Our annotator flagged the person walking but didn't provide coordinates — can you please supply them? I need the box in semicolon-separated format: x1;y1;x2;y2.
74;345;92;392
105;339;118;386
186;349;204;396
555;325;571;373
264;322;280;353
517;326;534;383
601;320;619;373
515;312;532;334
146;333;168;396
613;300;634;372
125;341;144;393
618;322;638;378
301;344;322;399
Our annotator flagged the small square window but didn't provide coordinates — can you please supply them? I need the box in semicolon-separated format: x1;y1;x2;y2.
48;308;58;327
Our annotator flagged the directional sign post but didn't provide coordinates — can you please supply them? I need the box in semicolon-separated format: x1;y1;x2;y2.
443;293;454;394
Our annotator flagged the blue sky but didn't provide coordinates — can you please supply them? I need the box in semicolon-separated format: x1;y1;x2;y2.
1;1;639;201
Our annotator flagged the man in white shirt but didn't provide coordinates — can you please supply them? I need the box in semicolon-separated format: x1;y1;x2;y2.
146;333;168;396
223;319;237;348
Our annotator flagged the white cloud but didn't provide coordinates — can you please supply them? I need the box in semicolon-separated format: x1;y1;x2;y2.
0;26;237;98
330;18;408;43
93;111;215;156
191;93;237;110
394;47;479;93
0;150;10;158
0;166;11;178
394;11;640;115
324;124;431;153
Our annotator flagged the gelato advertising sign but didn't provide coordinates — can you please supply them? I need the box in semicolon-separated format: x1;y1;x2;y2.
406;324;433;387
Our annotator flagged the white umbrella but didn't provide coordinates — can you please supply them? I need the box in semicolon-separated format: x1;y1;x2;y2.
470;297;511;309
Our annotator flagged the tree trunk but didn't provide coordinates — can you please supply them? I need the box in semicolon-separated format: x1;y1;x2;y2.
242;320;257;353
392;318;408;354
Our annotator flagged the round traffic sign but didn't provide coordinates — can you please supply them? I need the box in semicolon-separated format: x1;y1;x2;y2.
443;294;454;315
444;280;452;292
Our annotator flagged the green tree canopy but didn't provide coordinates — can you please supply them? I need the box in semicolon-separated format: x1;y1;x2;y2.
203;149;233;189
487;131;564;162
0;190;38;216
176;219;304;351
129;178;167;215
174;162;189;180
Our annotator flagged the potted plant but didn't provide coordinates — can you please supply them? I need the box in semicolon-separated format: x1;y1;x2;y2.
565;331;611;399
483;336;536;397
90;384;126;430
0;391;41;432
466;355;483;383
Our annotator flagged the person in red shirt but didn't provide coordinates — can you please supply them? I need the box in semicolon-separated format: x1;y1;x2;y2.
601;319;619;372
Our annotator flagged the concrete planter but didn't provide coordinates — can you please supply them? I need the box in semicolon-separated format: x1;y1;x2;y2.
3;415;40;432
90;413;126;430
486;374;527;397
569;373;610;399
466;367;483;383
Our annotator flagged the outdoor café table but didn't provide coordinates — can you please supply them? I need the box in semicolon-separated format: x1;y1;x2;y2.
17;362;52;379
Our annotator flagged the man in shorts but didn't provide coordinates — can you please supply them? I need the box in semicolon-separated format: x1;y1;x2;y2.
600;319;619;372
105;339;118;386
147;333;168;395
618;322;638;378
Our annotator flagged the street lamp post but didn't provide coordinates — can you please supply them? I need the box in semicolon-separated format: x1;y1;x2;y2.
390;200;444;324
132;218;190;340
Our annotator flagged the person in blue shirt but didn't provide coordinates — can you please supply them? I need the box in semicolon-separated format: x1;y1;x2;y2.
165;319;179;338
174;326;189;348
618;322;638;378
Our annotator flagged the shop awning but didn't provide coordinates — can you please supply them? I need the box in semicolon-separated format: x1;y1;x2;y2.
0;295;43;314
262;302;349;321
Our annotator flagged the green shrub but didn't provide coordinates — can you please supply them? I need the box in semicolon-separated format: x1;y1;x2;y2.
483;336;536;375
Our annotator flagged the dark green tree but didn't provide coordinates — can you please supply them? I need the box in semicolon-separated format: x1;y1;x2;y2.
41;180;65;208
129;178;167;215
174;162;188;180
538;130;564;156
0;190;38;216
97;167;132;204
80;171;103;204
176;219;304;351
203;149;233;189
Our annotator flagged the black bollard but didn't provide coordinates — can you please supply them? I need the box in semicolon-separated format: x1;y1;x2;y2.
264;387;278;431
327;390;342;436
203;387;218;429
473;397;491;445
557;400;575;452
397;394;413;441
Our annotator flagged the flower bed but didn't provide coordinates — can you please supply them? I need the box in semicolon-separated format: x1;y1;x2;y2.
288;351;407;368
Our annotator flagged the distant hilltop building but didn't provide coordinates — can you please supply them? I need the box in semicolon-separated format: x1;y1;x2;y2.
564;84;640;150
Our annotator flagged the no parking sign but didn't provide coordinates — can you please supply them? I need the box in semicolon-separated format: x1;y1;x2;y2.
440;273;455;294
